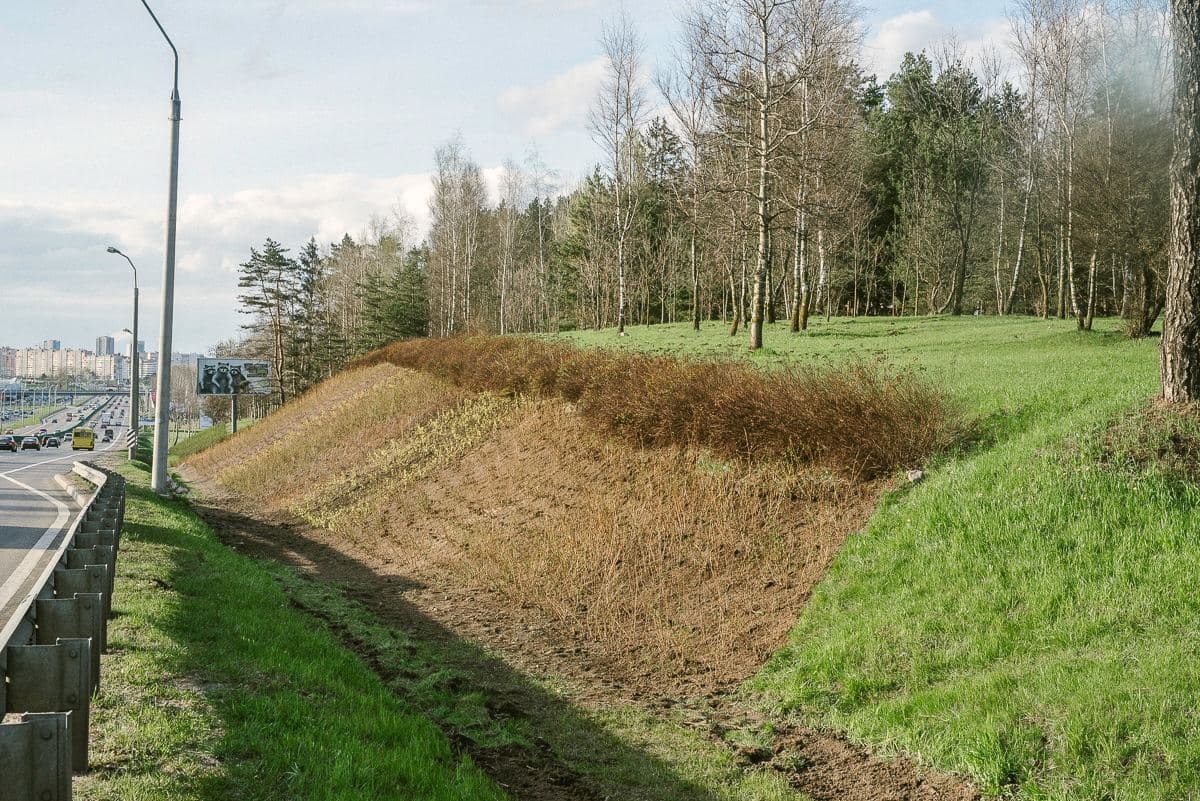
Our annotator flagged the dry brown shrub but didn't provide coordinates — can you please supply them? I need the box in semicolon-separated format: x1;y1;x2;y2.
354;335;962;478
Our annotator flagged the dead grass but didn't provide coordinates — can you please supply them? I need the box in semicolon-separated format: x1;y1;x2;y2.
249;388;881;689
1096;400;1200;484
355;335;962;479
185;344;933;688
190;366;466;512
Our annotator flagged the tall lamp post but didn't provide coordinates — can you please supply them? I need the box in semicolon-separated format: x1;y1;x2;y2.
141;0;181;494
108;246;139;459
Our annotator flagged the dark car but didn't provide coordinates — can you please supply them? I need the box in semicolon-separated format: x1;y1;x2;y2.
0;435;17;452
45;436;60;448
101;429;113;442
21;436;40;451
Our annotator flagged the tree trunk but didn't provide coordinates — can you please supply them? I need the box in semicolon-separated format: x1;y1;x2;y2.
1163;0;1200;402
790;191;808;333
728;257;741;336
691;192;701;332
1084;246;1098;331
748;51;770;351
616;230;627;335
1005;169;1032;315
994;173;1007;314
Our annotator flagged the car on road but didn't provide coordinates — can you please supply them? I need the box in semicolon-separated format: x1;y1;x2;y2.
0;435;17;452
45;436;59;448
21;437;40;451
101;429;113;442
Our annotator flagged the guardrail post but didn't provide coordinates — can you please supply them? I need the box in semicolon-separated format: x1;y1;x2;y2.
5;638;92;773
0;712;72;800
65;547;116;612
35;595;105;688
54;565;111;622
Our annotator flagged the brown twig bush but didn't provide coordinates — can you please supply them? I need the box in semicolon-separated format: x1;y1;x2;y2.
354;335;963;478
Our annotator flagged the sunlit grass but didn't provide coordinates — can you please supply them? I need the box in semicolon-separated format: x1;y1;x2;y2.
564;316;1197;799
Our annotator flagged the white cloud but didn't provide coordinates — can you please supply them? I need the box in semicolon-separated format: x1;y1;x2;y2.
863;10;949;81
498;57;608;138
863;10;1016;85
0;170;438;351
177;171;435;257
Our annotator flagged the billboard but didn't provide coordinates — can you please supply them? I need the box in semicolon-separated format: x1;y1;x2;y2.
196;358;272;396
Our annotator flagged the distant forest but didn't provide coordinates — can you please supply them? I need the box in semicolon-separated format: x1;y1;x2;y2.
228;0;1171;402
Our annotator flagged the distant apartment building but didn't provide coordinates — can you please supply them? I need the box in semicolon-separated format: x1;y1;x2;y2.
12;346;134;382
42;339;61;351
0;347;15;378
96;335;115;356
171;352;206;365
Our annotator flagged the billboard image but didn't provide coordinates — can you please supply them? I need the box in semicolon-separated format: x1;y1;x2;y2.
196;358;272;396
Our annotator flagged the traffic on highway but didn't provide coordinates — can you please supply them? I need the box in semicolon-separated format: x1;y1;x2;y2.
0;395;129;633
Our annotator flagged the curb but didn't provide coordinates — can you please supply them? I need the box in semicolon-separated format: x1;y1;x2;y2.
53;472;88;508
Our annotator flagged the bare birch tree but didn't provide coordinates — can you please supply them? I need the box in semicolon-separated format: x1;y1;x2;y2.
589;11;648;337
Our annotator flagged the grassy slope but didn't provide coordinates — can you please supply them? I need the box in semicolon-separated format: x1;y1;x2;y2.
560;317;1200;800
79;460;505;801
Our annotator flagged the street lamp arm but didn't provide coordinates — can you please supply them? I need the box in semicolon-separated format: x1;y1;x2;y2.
107;246;138;289
140;0;179;95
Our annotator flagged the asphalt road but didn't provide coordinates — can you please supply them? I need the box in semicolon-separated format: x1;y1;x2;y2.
0;397;127;634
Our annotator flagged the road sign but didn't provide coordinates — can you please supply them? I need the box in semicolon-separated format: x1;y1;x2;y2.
125;430;137;447
196;359;271;396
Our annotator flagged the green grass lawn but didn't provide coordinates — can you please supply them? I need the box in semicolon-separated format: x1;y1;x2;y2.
560;317;1199;800
79;460;506;801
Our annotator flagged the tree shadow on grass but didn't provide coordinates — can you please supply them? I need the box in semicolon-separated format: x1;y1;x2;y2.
123;479;741;801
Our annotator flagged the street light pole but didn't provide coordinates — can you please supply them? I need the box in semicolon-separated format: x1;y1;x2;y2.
108;247;139;460
141;0;180;494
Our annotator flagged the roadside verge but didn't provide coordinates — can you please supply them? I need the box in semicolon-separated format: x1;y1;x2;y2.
76;460;506;800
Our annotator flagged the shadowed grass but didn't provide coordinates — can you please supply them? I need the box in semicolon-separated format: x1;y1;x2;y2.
78;460;507;801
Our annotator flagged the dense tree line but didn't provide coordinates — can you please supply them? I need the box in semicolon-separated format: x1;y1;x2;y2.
228;0;1172;397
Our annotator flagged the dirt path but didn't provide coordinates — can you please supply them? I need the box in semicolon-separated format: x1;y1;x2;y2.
179;466;977;801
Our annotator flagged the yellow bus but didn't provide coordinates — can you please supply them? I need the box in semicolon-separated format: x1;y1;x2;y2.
72;427;96;451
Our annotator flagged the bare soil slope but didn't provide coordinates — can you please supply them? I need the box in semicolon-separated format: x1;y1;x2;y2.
183;360;976;800
188;365;877;691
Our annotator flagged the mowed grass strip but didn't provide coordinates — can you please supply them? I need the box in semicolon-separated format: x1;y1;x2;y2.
78;459;506;801
564;317;1200;800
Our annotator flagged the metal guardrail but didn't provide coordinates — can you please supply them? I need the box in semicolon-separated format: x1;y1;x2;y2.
0;462;125;801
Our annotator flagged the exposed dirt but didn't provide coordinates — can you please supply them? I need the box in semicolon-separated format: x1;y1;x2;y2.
180;467;978;801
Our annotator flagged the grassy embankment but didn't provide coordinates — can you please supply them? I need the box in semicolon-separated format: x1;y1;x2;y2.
560;316;1195;800
78;459;506;801
109;411;806;801
179;348;956;799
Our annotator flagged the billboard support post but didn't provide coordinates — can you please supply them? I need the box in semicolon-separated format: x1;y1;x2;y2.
196;359;269;439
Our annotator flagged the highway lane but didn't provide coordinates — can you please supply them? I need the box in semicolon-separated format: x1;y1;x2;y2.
0;398;127;632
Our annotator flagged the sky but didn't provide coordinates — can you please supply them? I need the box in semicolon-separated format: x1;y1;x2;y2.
0;0;1010;354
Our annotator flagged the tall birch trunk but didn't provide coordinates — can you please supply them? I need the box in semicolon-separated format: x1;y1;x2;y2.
1163;0;1200;402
